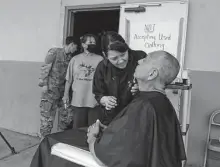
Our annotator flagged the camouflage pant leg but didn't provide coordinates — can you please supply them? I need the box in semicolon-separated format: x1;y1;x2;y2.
57;102;74;131
40;99;58;137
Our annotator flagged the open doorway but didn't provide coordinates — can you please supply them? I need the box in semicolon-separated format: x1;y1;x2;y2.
66;8;120;55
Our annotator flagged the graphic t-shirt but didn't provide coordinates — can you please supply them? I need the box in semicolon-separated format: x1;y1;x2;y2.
66;53;103;107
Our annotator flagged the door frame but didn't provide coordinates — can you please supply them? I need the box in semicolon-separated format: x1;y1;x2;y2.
59;3;123;46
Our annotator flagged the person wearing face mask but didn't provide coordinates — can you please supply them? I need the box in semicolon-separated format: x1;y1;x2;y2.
93;31;147;125
38;36;79;139
62;34;103;128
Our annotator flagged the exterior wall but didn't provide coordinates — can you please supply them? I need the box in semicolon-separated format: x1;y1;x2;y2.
0;0;220;166
187;70;220;166
0;0;62;136
0;61;42;136
0;0;62;62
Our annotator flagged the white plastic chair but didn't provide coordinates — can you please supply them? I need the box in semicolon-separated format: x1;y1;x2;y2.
203;110;220;167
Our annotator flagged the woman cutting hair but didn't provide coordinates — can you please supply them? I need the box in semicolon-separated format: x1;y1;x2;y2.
93;31;147;125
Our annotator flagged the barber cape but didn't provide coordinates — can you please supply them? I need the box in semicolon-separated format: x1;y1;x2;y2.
94;91;186;167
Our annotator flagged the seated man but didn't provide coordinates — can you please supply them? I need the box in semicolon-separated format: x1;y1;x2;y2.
30;50;186;167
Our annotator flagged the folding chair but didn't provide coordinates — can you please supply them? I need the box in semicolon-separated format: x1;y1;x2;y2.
203;110;220;167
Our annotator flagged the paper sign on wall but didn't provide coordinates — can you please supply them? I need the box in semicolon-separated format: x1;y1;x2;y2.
129;21;179;57
128;21;181;115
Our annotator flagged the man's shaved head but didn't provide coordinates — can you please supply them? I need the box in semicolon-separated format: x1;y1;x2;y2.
148;51;180;85
135;50;180;87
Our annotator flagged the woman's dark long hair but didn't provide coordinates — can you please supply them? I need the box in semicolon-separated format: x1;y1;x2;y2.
100;31;129;57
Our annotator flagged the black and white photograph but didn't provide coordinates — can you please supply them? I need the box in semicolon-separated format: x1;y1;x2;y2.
0;0;219;167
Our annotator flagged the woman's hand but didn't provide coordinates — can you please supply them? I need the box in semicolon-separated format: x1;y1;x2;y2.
100;96;117;110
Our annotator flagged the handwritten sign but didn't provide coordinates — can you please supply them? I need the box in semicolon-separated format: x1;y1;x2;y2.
129;21;179;57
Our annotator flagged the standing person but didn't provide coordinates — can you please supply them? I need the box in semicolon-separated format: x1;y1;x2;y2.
93;31;147;125
38;36;79;138
62;34;103;128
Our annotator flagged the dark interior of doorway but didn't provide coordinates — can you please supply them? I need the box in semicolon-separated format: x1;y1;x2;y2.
72;9;120;55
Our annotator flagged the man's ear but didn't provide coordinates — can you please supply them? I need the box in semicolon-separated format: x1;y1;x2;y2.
147;68;158;81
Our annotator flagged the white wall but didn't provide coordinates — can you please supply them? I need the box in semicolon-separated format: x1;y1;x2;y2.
0;0;62;136
0;0;61;62
184;0;220;72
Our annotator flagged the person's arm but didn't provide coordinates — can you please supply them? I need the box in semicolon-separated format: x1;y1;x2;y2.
89;138;106;166
38;48;57;87
93;61;106;104
64;82;72;97
63;58;74;104
87;120;107;166
93;61;118;110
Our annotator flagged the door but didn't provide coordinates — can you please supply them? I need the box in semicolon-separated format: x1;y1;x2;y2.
118;1;189;117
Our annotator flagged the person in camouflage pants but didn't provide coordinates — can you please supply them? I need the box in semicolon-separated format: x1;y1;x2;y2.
38;36;79;138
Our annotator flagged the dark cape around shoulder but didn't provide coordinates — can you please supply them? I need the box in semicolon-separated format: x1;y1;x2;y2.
94;91;186;167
